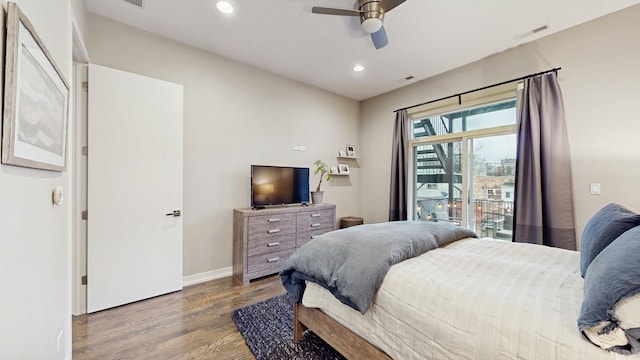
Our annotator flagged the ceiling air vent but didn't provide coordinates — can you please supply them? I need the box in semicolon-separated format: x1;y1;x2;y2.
396;75;415;84
122;0;144;8
516;24;549;40
532;25;549;34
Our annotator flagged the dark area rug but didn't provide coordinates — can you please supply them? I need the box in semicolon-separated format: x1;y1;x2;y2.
232;294;345;360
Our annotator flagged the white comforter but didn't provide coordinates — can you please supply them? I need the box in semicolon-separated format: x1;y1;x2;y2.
302;238;640;360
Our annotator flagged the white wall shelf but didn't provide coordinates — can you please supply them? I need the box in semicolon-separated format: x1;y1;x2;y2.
337;156;359;160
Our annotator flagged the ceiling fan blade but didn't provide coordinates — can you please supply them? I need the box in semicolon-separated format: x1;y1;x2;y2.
381;0;406;12
311;6;361;16
371;26;388;49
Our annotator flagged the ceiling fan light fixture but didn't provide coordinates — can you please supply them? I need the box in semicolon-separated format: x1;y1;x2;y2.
359;0;384;33
361;17;383;33
216;1;234;14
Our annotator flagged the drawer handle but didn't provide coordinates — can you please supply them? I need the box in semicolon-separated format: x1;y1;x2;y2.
268;218;280;223
311;214;321;217
267;242;280;247
311;223;321;227
311;236;319;240
267;257;280;263
268;229;280;234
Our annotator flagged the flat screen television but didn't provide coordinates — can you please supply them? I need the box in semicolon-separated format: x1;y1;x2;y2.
251;165;310;208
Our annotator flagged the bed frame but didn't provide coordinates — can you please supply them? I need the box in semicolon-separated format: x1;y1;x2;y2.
294;303;392;359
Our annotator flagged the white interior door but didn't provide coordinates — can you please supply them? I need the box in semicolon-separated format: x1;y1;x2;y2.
87;64;183;313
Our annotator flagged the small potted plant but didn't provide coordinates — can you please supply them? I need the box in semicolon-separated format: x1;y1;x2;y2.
311;160;332;204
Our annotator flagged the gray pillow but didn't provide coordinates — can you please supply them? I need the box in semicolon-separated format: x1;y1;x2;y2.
580;203;640;277
578;225;640;354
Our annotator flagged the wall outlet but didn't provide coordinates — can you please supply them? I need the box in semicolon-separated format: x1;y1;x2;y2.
292;145;306;151
589;183;601;195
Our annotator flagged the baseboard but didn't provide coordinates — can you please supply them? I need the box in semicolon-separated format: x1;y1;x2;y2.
183;267;233;287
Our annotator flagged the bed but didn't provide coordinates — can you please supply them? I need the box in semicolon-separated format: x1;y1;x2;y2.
281;212;640;360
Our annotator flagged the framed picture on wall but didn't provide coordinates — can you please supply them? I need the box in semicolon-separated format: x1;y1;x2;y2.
1;2;70;171
338;163;350;174
346;144;356;157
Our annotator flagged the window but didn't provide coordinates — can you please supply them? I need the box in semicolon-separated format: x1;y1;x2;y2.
410;95;517;241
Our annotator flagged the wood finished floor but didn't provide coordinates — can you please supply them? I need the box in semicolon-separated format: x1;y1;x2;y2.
72;275;286;360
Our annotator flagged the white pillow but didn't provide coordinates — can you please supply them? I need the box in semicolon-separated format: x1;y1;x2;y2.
617;292;640;329
582;293;640;350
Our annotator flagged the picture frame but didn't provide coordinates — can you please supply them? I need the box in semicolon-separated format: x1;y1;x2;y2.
346;144;356;157
1;2;70;171
338;163;350;174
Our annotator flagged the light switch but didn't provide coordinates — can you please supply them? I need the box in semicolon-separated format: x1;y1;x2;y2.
589;183;601;195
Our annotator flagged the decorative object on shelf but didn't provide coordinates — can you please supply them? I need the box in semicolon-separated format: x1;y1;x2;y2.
338;149;346;157
338;163;350;174
311;160;332;204
1;2;70;171
330;166;339;174
346;144;356;157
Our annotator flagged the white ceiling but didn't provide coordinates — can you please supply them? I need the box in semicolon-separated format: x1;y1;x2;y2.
84;0;640;101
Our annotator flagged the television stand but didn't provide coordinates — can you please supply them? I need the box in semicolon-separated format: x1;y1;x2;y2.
233;204;336;285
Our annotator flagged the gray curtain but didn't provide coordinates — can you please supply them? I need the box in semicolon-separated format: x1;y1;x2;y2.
389;110;408;221
513;72;576;250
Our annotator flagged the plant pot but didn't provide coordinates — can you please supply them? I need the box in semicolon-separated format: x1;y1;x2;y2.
311;191;324;205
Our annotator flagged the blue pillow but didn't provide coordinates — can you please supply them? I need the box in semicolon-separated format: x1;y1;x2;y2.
578;225;640;354
580;203;640;277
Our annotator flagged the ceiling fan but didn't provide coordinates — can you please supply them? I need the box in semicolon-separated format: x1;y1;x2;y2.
311;0;406;49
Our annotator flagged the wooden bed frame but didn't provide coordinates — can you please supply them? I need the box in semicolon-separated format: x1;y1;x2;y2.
294;303;392;359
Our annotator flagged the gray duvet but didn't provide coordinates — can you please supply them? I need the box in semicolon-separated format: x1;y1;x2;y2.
280;221;476;314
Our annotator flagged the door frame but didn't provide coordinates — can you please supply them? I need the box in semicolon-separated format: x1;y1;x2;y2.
72;23;89;316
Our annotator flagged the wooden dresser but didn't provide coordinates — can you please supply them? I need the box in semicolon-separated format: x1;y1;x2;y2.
233;204;336;285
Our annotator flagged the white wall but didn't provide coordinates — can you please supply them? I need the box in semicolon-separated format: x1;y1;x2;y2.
70;0;87;43
0;1;73;359
86;14;361;277
360;4;640;246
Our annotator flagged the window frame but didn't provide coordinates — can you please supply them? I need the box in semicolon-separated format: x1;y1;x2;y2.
407;86;519;230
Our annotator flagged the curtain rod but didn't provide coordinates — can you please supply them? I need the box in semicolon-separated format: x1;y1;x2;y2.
394;67;562;113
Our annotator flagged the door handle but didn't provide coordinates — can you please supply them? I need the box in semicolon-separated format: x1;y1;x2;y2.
166;210;182;217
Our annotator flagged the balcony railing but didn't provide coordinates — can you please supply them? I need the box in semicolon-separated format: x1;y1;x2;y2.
416;198;513;240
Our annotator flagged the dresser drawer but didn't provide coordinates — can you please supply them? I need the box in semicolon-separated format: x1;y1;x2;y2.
297;209;334;231
297;227;333;247
247;248;295;274
248;213;296;239
247;233;296;257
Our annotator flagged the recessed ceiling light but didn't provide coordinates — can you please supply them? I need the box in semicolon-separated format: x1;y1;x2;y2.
216;1;234;14
353;65;365;72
